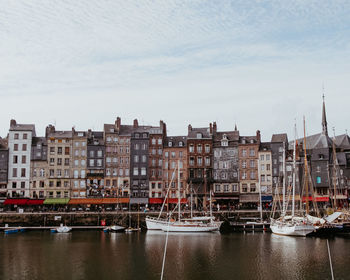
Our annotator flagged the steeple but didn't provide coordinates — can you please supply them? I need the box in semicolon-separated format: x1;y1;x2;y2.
322;92;328;136
234;123;238;131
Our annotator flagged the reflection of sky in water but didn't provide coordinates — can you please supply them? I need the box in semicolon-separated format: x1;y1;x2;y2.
1;232;350;280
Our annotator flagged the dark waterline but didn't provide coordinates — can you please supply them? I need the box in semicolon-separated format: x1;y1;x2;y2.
1;231;349;280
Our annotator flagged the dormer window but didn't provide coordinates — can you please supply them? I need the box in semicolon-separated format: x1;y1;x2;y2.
196;133;202;139
250;139;254;144
242;139;246;144
135;133;140;138
168;142;173;147
109;128;114;133
179;141;183;147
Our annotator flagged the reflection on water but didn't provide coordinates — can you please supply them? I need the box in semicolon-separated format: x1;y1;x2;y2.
1;231;350;280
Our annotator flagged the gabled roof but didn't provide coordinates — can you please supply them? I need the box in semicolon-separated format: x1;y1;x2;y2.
334;134;350;150
271;133;288;143
165;136;187;147
47;130;73;138
214;131;239;142
188;127;212;139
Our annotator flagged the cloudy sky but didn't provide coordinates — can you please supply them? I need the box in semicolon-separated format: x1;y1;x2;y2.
1;0;349;140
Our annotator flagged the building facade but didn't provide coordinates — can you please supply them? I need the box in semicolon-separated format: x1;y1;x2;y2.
30;137;47;199
0;138;9;199
7;120;35;197
46;125;72;199
187;124;213;210
213;126;240;209
238;131;261;207
71;129;87;198
258;142;273;206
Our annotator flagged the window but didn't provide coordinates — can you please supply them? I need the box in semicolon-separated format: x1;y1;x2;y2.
23;133;27;139
196;133;202;139
12;168;17;177
14;144;18;151
106;157;111;163
65;147;70;155
57;169;62;177
81;170;85;178
21;168;26;177
158;149;162;155
13;155;18;164
242;171;247;180
142;155;146;163
261;175;265;182
205;157;210;166
260;155;265;161
179;151;183;158
89;159;94;167
242;161;247;168
97;159;102;167
250;160;255;168
215;184;221;192
158;139;162;145
142;144;147;150
97;150;102;157
266;154;270;161
197;157;202;165
133;168;138;176
189;145;194;153
250;171;255;179
250;184;256;192
134;155;139;163
74;160;79;167
197;145;202;153
74;170;79;178
152;138;156;145
316;166;321;172
242;149;247;157
266;164;270;171
261;164;265;171
135;144;139;150
205;145;210;153
171;152;176;158
40;169;45;177
74;149;79;156
233;184;238;192
57;147;62;155
22;144;27;151
224;185;229;192
242;184;248;192
14;133;19;139
179;141;183;147
249;149;255;156
316;176;321;184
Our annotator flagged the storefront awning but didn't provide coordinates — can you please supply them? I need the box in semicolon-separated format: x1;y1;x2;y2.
130;198;148;204
214;197;239;200
149;198;164;204
261;195;273;202
302;196;329;202
69;198;103;204
4;198;29;205
165;198;188;204
43;198;70;204
27;199;45;205
240;194;259;203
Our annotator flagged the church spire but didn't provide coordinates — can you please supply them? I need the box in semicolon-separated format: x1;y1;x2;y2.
322;88;328;136
234;123;238;131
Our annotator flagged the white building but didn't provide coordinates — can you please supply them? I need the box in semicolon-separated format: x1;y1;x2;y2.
7;119;35;197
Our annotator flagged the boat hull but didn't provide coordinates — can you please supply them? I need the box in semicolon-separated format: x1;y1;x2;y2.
270;224;315;236
145;217;170;230
160;223;219;233
110;225;125;232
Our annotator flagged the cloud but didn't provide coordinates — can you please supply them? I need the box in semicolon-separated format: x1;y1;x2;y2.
0;0;350;139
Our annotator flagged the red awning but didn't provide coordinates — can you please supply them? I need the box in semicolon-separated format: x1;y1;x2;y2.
4;199;29;205
165;198;188;204
302;196;329;202
27;199;45;205
149;198;164;204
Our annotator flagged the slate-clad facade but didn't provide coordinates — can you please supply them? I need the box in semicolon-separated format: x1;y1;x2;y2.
0;138;8;198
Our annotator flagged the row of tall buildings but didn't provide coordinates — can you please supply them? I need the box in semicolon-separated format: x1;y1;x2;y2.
0;98;349;209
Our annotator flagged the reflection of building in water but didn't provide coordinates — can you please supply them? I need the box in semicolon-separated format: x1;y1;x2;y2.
144;231;221;277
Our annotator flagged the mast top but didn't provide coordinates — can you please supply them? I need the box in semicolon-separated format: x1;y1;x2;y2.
322;91;328;137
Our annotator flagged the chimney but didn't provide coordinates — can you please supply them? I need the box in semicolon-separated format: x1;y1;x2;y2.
10;119;16;128
256;130;261;142
209;123;213;135
87;129;92;139
72;126;75;134
213;122;217;134
115;117;121;131
160;120;167;137
188;124;192;133
133;119;138;128
45;124;55;138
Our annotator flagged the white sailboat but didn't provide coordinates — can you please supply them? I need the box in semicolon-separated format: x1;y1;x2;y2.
160;161;222;233
270;120;318;237
52;223;72;233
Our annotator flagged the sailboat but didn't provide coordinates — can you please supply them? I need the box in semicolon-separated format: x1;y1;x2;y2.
270;119;319;236
145;165;179;230
159;161;222;233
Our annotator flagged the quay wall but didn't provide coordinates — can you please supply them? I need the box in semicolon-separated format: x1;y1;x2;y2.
0;210;286;228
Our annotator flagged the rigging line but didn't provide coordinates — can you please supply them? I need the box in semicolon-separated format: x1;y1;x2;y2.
160;216;171;280
327;239;335;280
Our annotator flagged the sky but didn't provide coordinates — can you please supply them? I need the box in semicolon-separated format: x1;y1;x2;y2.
1;0;350;141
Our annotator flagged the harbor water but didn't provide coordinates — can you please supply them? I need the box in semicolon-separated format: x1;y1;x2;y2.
1;231;349;280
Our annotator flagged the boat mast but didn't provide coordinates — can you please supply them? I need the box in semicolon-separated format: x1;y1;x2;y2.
178;160;181;222
292;122;297;217
303;116;310;214
282;142;286;215
190;182;193;219
331;128;338;209
258;156;263;222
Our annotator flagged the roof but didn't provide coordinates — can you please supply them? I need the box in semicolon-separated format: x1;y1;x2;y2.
214;131;239;142
271;133;288;143
165;136;187;147
334;134;350;150
290;132;333;150
188;127;212;139
32;136;46;145
336;152;347;166
47;130;73;138
259;142;271;151
10;123;36;136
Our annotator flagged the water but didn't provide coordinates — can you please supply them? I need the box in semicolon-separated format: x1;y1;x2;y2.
1;231;349;280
